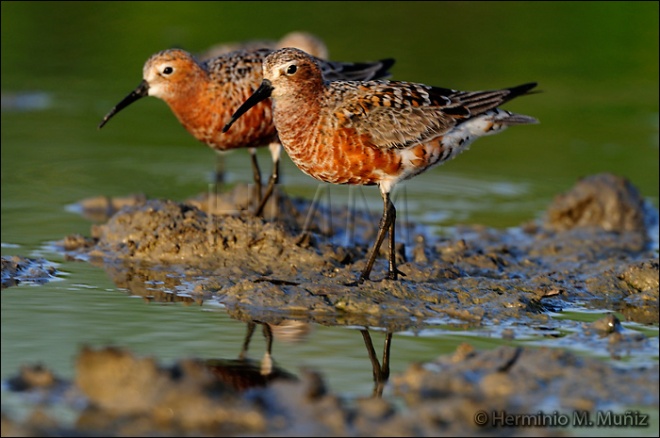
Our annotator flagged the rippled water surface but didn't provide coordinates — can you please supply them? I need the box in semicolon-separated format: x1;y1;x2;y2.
2;2;658;433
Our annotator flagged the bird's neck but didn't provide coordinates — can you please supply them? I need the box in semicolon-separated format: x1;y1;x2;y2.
272;91;323;152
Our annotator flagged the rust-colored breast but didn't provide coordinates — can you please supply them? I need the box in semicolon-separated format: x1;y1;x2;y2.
166;77;277;152
284;125;404;186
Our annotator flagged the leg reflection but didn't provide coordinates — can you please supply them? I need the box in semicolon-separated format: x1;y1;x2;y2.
360;329;393;398
207;320;294;392
260;323;274;375
237;321;274;375
238;321;257;360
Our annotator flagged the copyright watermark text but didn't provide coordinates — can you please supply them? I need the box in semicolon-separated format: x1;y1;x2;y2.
474;410;650;428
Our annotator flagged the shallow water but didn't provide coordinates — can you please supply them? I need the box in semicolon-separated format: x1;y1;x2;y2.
1;2;658;434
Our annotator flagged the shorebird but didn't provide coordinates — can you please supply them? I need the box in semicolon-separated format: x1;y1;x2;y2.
198;31;329;188
224;48;538;283
98;47;394;215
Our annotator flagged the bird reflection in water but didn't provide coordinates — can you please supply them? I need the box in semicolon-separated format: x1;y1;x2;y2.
204;320;307;392
206;318;393;398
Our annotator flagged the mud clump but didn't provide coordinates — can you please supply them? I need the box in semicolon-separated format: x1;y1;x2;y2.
53;173;659;329
544;173;650;233
90;198;335;275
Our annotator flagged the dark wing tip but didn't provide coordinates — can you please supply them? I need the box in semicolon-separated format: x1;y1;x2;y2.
374;58;396;80
508;82;539;98
322;57;397;82
379;58;396;72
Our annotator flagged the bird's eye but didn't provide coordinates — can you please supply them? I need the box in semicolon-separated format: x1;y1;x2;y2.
162;66;174;75
286;64;297;75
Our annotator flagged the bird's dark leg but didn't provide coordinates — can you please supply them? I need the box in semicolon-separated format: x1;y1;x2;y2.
354;191;396;284
249;148;263;207
254;143;281;217
387;196;398;280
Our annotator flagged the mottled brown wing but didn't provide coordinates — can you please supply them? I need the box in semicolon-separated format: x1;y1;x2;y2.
330;81;464;150
203;49;394;84
330;81;538;150
202;49;272;84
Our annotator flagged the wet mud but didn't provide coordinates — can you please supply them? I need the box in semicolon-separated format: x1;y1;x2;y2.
2;336;658;436
2;172;659;436
1;256;59;289
55;172;658;329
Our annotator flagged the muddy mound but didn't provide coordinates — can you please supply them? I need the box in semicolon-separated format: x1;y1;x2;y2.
545;173;651;233
51;173;658;328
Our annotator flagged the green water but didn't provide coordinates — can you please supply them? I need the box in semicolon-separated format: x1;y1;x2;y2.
1;2;658;432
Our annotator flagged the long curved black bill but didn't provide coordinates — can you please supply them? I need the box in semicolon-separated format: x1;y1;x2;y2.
97;80;150;129
222;79;274;133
